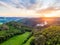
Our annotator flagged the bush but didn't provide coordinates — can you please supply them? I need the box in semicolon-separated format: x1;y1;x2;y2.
30;39;35;45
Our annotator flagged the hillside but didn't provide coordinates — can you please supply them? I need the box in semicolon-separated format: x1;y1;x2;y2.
33;26;60;45
0;21;33;45
0;17;60;45
1;32;31;45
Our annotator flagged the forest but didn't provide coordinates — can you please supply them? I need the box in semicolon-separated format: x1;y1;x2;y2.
0;21;60;45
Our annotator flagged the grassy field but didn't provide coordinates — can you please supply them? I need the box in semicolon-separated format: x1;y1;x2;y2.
23;36;34;45
1;32;31;45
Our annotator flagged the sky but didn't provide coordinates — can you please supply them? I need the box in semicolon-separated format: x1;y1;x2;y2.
0;0;60;17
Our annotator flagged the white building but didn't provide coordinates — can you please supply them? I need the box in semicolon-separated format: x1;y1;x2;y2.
36;21;48;27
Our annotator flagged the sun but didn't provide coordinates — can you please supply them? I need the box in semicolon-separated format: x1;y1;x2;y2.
44;12;57;17
44;14;55;17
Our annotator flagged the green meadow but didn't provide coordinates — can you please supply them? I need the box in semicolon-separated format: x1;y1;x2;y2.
23;36;34;45
0;21;33;45
1;32;31;45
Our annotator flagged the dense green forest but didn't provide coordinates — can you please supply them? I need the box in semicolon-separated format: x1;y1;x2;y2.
0;21;60;45
34;26;60;45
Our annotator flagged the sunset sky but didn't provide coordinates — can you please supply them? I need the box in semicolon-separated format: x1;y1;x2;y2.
0;0;60;17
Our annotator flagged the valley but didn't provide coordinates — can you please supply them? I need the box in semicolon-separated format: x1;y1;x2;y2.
0;17;60;45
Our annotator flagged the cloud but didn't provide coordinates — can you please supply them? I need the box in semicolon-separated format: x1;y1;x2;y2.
0;1;42;17
0;0;60;10
0;0;36;9
11;0;19;3
35;0;60;11
0;0;60;17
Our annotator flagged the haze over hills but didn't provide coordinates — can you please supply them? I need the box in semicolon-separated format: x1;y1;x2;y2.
0;17;60;26
0;17;23;23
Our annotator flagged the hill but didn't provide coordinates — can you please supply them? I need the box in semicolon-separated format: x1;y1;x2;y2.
34;25;60;45
0;21;32;44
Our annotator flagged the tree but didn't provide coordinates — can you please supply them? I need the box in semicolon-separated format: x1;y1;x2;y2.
34;26;60;45
0;24;9;30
